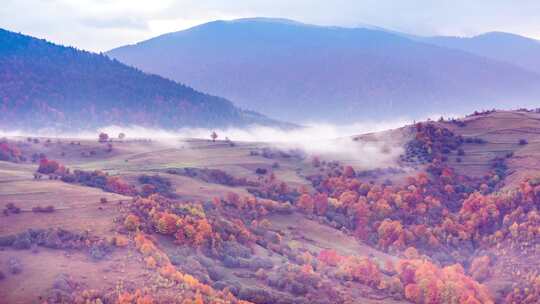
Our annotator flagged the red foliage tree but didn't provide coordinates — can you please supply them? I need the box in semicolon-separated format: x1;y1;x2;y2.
105;176;137;195
318;249;342;266
313;193;329;215
37;158;63;174
297;193;314;214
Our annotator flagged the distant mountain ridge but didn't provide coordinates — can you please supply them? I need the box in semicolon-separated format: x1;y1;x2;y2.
107;18;540;123
418;32;540;75
0;28;284;131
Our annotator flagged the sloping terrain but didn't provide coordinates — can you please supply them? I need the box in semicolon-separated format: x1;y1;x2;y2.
1;110;540;303
107;18;540;122
419;32;540;75
0;28;284;131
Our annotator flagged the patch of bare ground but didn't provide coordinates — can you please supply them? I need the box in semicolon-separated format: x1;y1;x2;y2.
0;247;146;304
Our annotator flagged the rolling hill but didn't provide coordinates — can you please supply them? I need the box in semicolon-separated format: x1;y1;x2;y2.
107;18;540;123
0;28;284;131
2;109;540;303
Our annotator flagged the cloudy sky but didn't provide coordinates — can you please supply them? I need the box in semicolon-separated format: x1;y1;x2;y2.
2;0;540;52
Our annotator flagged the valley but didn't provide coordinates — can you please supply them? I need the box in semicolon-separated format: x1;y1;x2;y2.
1;110;540;303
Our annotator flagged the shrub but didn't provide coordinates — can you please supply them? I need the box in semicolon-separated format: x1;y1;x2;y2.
105;176;137;195
98;132;109;143
89;242;113;260
473;137;486;144
32;205;55;213
8;257;22;274
255;168;267;175
124;214;141;231
138;175;174;197
12;232;32;249
0;142;22;162
4;203;21;215
37;158;63;174
114;235;129;247
318;249;342;266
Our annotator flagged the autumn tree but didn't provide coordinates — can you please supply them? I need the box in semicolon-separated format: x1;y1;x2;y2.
318;249;342;267
156;213;179;235
98;132;109;143
297;193;314;214
37;158;63;174
124;214;141;231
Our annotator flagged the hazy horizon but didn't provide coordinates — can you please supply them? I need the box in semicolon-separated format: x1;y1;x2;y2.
2;1;540;52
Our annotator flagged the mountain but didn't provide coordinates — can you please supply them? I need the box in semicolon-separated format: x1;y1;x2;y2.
107;18;540;123
419;32;540;75
0;28;284;131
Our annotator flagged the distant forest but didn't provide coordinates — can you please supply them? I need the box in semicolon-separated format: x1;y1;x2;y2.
0;28;277;130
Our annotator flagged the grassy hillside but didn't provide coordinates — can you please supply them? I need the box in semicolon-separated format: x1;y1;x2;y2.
2;110;540;303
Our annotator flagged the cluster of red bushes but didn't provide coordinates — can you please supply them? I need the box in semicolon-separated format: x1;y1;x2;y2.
0;141;22;162
316;249;493;304
50;165;136;196
37;158;66;174
289;122;540;302
71;232;250;304
123;195;259;255
0;141;24;162
246;173;300;202
396;259;493;304
300;123;509;257
131;232;251;304
222;191;293;220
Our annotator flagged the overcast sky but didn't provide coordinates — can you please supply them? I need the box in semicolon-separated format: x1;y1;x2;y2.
2;0;540;52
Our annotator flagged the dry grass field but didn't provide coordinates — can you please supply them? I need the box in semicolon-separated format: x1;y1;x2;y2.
1;110;540;303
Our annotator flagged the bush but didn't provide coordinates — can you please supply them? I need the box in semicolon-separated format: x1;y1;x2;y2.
12;232;33;249
255;168;268;175
4;203;21;215
473;137;486;144
37;158;63;174
8;257;22;274
238;287;274;303
114;235;129;247
89;242;113;260
124;214;141;231
138;174;174;197
32;205;55;213
0;235;15;247
98;133;109;143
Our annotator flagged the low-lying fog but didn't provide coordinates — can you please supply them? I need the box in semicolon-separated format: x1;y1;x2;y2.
0;114;457;169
